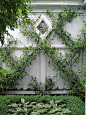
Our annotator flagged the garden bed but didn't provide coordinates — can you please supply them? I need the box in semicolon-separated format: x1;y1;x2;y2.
0;94;85;115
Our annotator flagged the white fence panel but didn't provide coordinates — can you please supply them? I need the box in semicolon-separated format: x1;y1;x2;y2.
0;12;85;91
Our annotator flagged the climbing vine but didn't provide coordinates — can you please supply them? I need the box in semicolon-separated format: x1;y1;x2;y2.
0;5;86;102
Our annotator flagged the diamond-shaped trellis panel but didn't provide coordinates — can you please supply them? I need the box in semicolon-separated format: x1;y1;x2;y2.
34;14;52;40
37;20;48;34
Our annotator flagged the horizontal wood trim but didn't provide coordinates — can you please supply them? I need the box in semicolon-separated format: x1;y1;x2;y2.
0;44;75;49
27;1;83;6
27;10;86;14
0;90;71;94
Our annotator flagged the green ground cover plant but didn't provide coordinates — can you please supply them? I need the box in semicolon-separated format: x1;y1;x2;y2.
7;98;71;115
0;94;85;115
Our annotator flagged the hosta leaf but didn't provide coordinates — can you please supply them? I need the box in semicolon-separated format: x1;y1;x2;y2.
27;104;36;108
48;107;62;114
30;102;37;105
24;104;30;108
21;98;25;103
8;109;17;112
58;104;66;108
62;108;71;113
53;103;57;109
55;100;62;104
36;109;48;113
36;103;45;108
8;103;18;107
24;108;27;112
17;104;22;106
16;107;23;112
50;100;54;106
55;112;64;115
44;104;51;108
30;112;41;115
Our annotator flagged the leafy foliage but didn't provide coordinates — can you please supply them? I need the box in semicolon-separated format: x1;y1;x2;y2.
0;0;36;46
0;67;14;78
0;67;15;92
0;95;85;115
7;98;71;115
28;76;55;95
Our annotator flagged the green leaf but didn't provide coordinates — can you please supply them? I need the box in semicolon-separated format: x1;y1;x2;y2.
8;103;18;107
28;0;31;4
21;98;25;104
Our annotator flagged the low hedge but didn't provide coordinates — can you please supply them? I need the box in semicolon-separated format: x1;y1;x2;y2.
0;94;85;115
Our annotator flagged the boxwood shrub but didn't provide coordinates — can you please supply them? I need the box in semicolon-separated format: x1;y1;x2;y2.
0;94;85;115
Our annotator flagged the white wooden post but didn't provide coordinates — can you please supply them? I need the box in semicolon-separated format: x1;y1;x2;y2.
84;12;86;115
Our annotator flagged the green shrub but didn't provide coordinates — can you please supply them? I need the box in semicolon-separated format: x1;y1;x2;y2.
0;94;85;115
54;95;85;115
0;67;15;92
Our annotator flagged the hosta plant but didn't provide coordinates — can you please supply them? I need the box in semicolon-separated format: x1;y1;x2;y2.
7;98;71;115
7;98;32;115
30;99;71;115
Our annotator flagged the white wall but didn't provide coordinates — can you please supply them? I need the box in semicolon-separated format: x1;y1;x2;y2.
0;5;85;91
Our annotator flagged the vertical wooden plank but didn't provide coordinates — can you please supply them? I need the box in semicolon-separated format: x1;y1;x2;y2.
14;48;23;90
71;16;79;40
77;15;85;88
40;52;45;89
20;49;27;90
36;54;40;84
